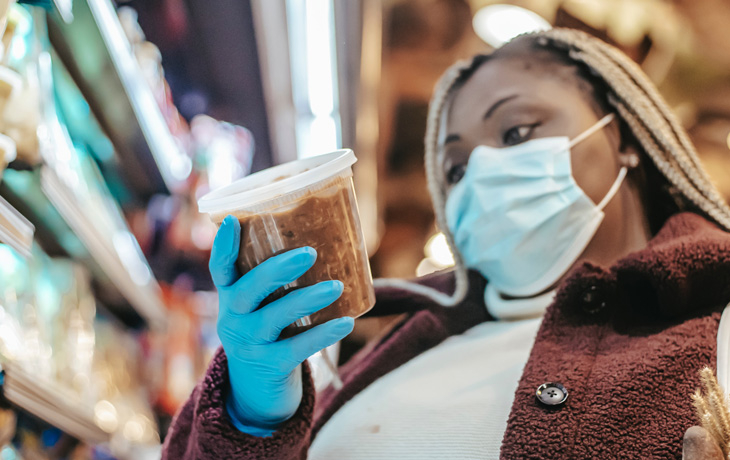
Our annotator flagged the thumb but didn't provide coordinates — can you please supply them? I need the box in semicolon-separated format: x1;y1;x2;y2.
683;426;724;460
209;215;241;287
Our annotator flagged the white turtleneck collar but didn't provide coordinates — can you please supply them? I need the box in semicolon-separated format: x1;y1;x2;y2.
485;284;555;321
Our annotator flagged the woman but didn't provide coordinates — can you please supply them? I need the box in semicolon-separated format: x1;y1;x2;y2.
162;29;730;459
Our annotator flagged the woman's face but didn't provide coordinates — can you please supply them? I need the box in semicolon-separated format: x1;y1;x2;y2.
441;52;651;277
442;56;622;205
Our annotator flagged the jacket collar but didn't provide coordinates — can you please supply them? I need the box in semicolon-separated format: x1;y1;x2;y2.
560;212;730;319
374;212;730;322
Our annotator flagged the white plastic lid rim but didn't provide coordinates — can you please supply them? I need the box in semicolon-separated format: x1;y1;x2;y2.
197;149;356;215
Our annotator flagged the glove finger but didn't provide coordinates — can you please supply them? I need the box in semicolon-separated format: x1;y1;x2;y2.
252;280;344;342
273;316;354;373
228;246;318;315
209;215;242;288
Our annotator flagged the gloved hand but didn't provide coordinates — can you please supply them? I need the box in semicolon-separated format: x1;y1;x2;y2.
683;426;724;460
210;215;355;437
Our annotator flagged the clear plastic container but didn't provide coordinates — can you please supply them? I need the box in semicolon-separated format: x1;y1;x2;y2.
198;149;375;336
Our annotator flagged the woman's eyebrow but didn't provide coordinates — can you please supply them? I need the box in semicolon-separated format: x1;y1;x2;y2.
443;95;520;145
444;134;461;144
484;95;519;120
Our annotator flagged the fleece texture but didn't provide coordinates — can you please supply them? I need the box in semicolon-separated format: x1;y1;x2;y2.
162;212;730;460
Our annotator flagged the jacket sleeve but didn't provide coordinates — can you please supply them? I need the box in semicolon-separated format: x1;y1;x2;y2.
161;347;315;460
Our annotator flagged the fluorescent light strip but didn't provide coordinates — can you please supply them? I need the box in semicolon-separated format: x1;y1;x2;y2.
305;0;335;116
86;0;191;184
287;0;341;159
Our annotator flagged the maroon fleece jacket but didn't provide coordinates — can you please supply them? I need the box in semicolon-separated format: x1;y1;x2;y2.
162;212;730;459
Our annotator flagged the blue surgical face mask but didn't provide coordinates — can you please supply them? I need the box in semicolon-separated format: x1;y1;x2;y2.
445;113;624;298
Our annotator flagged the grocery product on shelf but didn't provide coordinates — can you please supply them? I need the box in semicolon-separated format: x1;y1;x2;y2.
0;2;174;456
0;66;20;121
0;0;262;455
0;4;16;59
0;6;168;330
0;242;106;445
0;132;16;177
49;0;190;196
0;5;41;166
153;284;197;415
0;241;161;454
92;319;159;448
0;243;37;368
190;114;254;192
117;6;191;165
0;404;17;447
0;193;32;258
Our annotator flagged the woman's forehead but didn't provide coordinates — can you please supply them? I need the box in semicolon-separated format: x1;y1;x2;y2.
446;58;587;126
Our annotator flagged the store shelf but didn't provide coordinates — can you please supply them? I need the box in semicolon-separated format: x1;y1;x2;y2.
46;0;188;202
0;194;34;258
2;361;110;445
0;167;167;329
18;0;73;23
40;166;167;329
0;12;169;330
52;0;73;23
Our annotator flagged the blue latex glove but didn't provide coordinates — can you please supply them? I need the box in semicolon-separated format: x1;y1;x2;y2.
210;215;355;437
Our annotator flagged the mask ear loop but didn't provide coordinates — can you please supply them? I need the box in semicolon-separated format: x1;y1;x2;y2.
568;113;616;149
565;112;625;210
596;167;628;211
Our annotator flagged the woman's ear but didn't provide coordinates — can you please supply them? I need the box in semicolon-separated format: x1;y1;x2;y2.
615;115;639;152
614;115;642;170
619;149;640;169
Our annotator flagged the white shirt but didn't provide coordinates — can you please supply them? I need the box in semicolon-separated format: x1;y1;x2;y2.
309;289;549;460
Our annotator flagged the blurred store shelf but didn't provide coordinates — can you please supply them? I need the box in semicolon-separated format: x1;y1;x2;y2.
2;361;110;445
40;165;167;329
46;0;189;202
0;9;170;330
0;194;33;258
0;3;165;455
27;0;74;23
0;167;167;329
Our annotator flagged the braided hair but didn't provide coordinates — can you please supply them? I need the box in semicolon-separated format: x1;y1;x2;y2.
376;28;730;307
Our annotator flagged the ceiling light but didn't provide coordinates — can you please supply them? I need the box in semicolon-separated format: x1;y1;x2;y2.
424;233;455;268
473;4;551;48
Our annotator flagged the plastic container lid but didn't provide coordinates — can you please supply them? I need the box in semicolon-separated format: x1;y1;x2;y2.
198;149;356;215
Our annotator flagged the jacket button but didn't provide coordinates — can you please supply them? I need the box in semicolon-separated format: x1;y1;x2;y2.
581;285;606;314
536;382;568;406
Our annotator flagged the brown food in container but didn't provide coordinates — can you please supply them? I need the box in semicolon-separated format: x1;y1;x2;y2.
205;151;374;337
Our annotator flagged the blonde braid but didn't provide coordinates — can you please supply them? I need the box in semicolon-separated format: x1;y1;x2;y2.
566;42;730;222
547;29;730;221
421;60;477;306
373;59;475;307
421;28;730;307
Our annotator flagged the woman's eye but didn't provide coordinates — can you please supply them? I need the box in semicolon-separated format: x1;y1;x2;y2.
446;164;466;185
502;124;537;146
